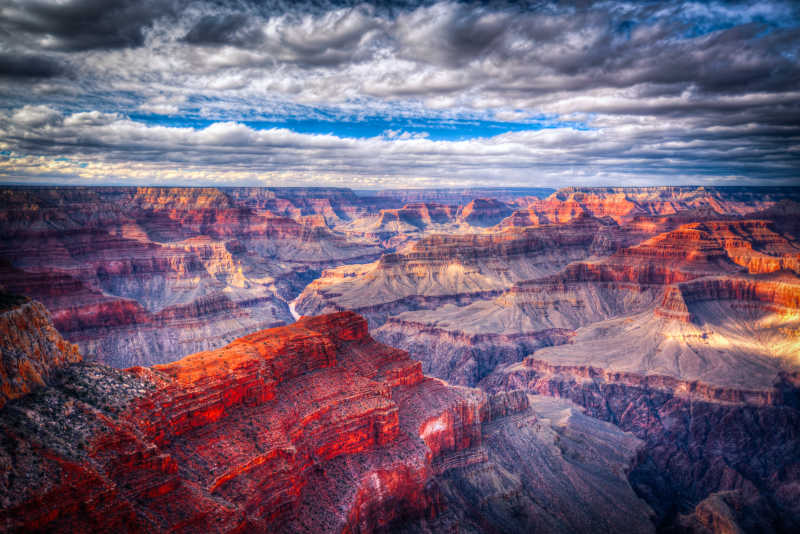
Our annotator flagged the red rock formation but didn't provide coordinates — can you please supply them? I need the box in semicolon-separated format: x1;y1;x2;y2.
498;208;544;228
485;356;800;532
656;272;800;322
0;187;382;367
0;296;80;408
1;307;658;533
226;186;376;223
0;312;487;532
457;198;513;226
504;192;637;225
295;215;611;327
376;202;458;230
503;186;800;227
379;215;603;265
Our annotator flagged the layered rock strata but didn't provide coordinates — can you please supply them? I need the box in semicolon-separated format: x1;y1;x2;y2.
353;208;800;532
484;360;800;532
0;309;653;533
295;215;616;327
377;218;800;386
502;186;800;227
0;187;382;367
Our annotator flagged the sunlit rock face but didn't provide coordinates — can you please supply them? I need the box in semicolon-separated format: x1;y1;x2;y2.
502;186;800;227
0;294;80;409
295;215;623;327
374;210;800;386
3;185;797;370
376;211;800;531
0;309;653;533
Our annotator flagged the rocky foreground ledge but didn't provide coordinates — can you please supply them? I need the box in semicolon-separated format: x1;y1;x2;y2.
0;301;652;533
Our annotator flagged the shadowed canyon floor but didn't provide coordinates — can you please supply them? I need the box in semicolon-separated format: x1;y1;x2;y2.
3;186;800;533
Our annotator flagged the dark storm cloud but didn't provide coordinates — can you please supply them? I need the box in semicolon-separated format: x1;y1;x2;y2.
181;13;262;46
0;54;64;78
0;0;182;50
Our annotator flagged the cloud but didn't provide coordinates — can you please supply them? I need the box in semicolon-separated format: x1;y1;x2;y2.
0;54;65;78
0;1;798;186
1;107;797;186
0;0;182;51
181;13;261;46
10;105;63;128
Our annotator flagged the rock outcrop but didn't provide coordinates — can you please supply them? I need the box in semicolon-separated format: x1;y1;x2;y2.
484;360;800;532
5;185;800;533
458;198;513;227
375;216;800;386
0;295;80;408
322;197;800;532
501;186;800;227
0;310;653;533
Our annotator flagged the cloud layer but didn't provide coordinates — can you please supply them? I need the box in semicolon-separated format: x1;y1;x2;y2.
1;1;798;186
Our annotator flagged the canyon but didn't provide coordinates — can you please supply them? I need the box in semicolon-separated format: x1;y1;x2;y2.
2;185;800;532
293;186;800;532
0;300;653;533
0;186;558;368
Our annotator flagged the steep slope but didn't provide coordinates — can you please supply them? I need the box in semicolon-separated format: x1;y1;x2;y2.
341;203;469;249
0;295;80;408
457;198;514;227
372;212;800;531
295;215;622;327
485;353;800;532
0;310;653;533
0;187;382;367
377;218;800;385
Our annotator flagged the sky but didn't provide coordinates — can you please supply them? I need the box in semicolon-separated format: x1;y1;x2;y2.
0;0;798;188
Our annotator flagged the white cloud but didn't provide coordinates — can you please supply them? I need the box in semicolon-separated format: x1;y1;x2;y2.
11;105;62;128
1;107;797;186
0;1;798;186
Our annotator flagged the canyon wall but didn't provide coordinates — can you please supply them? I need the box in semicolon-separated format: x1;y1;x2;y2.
0;187;384;367
298;189;800;532
4;185;800;532
0;307;653;533
485;359;800;532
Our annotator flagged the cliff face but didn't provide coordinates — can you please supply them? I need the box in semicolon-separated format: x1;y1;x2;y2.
372;216;800;386
377;203;458;229
295;215;614;326
5;186;800;533
4;186;797;369
310;197;800;532
485;360;800;532
0;187;383;367
0;310;654;533
458;198;514;227
0;297;81;408
501;186;800;227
